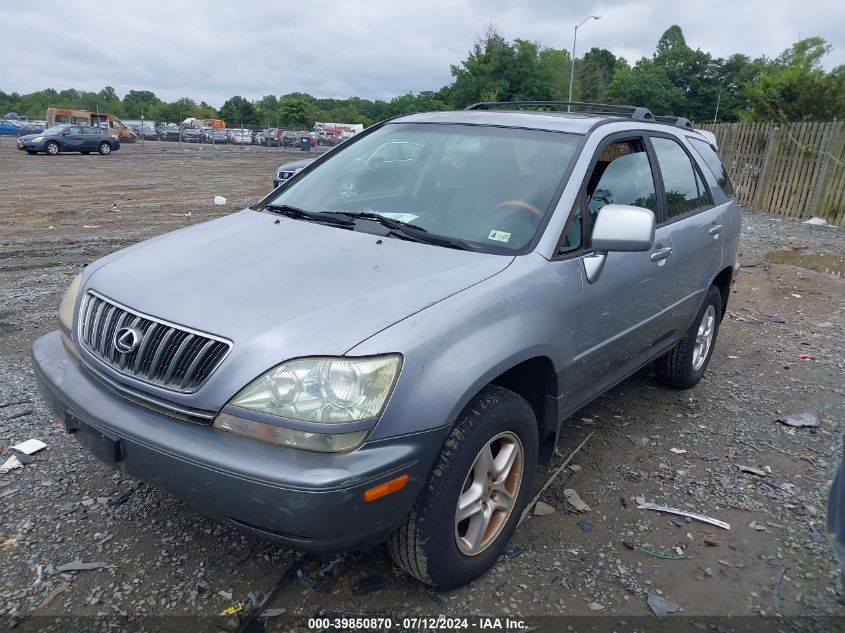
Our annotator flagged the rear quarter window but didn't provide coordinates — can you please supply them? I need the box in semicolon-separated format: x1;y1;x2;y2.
689;137;734;197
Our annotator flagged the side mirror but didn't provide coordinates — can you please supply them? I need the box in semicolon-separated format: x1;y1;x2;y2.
591;204;655;253
583;204;656;284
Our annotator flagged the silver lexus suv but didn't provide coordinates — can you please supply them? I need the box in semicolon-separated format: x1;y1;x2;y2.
32;102;740;588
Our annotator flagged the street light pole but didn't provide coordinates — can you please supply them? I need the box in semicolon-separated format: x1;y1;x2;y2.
567;15;601;111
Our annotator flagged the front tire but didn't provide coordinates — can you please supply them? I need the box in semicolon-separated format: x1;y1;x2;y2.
45;141;60;156
98;142;111;155
654;284;723;388
389;385;538;588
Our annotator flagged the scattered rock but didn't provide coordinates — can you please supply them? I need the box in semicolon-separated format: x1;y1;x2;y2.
563;489;591;513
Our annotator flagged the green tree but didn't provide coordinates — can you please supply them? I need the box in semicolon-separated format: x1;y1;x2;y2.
578;48;620;103
219;95;259;126
744;38;843;121
122;90;160;118
278;97;315;129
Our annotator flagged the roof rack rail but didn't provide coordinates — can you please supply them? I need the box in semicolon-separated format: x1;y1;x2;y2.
463;100;655;122
653;115;694;130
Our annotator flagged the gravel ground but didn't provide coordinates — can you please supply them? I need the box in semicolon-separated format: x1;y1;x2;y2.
0;146;843;632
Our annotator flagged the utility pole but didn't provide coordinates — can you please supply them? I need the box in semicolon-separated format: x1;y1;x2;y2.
568;15;601;111
713;91;722;124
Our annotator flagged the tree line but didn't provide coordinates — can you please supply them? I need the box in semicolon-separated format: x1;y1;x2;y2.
2;25;843;129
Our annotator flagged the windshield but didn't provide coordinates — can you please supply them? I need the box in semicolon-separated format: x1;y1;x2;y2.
263;123;580;253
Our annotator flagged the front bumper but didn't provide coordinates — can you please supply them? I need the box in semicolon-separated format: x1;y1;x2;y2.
17;140;44;152
32;331;448;551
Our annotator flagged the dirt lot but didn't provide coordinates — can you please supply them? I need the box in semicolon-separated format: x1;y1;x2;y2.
0;143;843;632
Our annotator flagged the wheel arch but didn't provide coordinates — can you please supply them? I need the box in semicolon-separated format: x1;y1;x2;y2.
711;266;733;320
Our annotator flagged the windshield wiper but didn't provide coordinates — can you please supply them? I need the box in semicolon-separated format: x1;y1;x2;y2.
327;211;477;251
265;204;353;226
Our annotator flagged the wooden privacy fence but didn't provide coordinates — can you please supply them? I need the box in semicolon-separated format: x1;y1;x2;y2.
697;121;845;226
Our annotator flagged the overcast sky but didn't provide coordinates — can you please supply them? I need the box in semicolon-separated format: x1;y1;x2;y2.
2;0;843;107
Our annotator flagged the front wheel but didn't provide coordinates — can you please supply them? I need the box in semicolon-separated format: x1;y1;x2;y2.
98;142;111;155
654;284;723;388
389;385;538;588
45;141;60;156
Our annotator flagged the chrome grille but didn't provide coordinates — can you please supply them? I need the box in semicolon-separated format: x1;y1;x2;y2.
78;292;231;393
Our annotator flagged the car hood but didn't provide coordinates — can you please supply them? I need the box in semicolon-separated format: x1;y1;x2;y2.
19;133;40;141
83;210;512;407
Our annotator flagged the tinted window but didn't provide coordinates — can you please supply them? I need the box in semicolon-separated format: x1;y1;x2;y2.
84;127;102;135
689;137;734;197
560;139;657;254
588;139;657;224
652;137;711;218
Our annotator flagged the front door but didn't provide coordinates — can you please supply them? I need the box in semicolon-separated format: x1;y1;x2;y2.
569;136;676;399
62;126;85;151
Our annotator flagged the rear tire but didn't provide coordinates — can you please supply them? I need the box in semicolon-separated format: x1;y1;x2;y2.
389;385;538;588
45;141;59;156
654;284;722;388
98;142;111;155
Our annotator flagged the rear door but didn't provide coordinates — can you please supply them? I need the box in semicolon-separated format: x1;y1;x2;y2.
647;134;723;336
82;126;101;150
565;134;677;401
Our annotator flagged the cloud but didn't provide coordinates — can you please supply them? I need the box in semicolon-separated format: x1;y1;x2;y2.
1;0;842;106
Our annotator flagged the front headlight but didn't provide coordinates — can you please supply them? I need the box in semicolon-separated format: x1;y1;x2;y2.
58;273;82;331
213;355;402;452
32;136;44;143
229;355;402;423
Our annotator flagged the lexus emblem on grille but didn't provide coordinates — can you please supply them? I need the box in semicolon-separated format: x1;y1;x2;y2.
113;327;142;354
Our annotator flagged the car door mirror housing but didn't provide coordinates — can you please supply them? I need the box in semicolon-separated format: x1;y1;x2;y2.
591;204;655;253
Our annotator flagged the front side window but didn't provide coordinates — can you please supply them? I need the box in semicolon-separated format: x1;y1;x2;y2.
651;137;711;218
570;139;658;250
264;123;581;253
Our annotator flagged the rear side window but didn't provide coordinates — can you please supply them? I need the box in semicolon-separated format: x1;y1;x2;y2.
651;137;711;218
689;137;734;197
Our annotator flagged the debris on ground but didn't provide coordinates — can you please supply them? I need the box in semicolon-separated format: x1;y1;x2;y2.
647;592;681;621
0;455;23;474
213;195;226;205
577;520;592;533
738;465;768;476
351;574;384;596
52;560;111;574
637;502;731;530
10;438;46;455
36;582;70;609
670;447;687;454
803;217;832;226
776;411;820;428
638;547;687;560
749;520;770;531
296;555;349;592
0;536;17;549
587;601;605;611
219;602;245;616
768;314;786;323
532;501;556;516
796;352;815;360
563;489;591;513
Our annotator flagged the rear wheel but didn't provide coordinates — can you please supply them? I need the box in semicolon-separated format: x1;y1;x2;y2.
389;385;537;588
654;284;722;388
45;141;60;156
98;142;111;155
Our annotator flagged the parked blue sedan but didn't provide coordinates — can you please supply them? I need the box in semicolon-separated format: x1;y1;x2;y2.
18;125;121;155
0;119;21;135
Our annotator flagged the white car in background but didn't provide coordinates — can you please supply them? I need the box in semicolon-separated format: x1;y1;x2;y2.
227;128;253;145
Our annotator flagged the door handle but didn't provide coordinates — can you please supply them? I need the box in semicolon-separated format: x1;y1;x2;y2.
709;224;722;236
650;246;673;262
